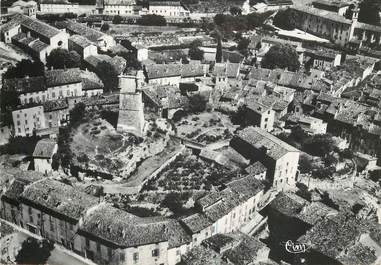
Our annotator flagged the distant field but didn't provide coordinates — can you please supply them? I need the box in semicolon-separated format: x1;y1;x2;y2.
108;24;185;35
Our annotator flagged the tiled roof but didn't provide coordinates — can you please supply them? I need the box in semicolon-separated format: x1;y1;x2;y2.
226;174;265;202
69;34;95;48
2;178;32;204
236;127;300;160
150;1;182;6
3;76;46;93
21;179;98;222
312;0;351;8
80;70;104;91
181;213;212;233
45;68;82;87
0;13;27;33
21;15;61;38
268;192;307;217
29;39;49;52
145;64;181;79
104;0;135;5
181;63;205;78
291;6;352;25
297;202;337;225
79;203;191;248
244;161;267;176
43;99;68;112
32;138;57;158
58;20;105;43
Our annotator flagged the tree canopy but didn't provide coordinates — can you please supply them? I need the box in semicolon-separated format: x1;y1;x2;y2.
261;44;300;72
358;0;380;25
46;48;81;69
216;37;223;63
273;9;297;30
188;40;204;60
16;237;54;265
95;60;120;92
3;59;44;79
237;37;250;56
188;94;207;113
230;6;242;16
137;14;166;26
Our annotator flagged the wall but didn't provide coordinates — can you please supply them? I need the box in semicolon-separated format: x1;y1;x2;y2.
40;3;79;13
273;151;300;190
149;76;181;87
47;82;82;100
12;106;46;137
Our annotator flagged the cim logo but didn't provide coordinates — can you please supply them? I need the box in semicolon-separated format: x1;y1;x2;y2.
285;240;308;254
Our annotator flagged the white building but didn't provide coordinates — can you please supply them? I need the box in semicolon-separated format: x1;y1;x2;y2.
144;64;182;87
32;138;58;174
6;0;37;18
0;14;69;63
40;0;79;13
245;101;275;132
12;105;46;137
148;1;189;17
231;127;300;191
68;34;98;59
99;0;137;15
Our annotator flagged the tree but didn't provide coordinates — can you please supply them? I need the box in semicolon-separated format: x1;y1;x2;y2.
261;44;300;72
214;14;226;26
137;14;166;26
188;94;207;113
188;40;204;60
359;0;380;26
230;6;242;16
215;37;223;63
46;48;81;69
299;154;313;174
15;237;54;265
3;59;44;79
69;102;86;125
303;134;335;157
95;61;119;92
245;11;273;28
237;37;250;56
100;22;110;32
112;15;123;24
273;9;297;30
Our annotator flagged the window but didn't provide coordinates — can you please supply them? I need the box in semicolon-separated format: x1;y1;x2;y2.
133;253;139;263
119;252;125;262
17;121;20;126
107;248;112;259
96;242;101;251
85;238;90;248
28;207;32;214
58;41;63;46
152;249;160;257
176;250;180;256
29;215;33;223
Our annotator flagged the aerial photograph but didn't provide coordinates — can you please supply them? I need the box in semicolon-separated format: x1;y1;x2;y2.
0;0;380;264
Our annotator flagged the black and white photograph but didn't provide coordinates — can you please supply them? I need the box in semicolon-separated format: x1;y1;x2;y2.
0;0;380;264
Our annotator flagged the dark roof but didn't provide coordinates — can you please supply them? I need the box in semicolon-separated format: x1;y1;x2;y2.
181;63;205;78
3;76;46;93
32;138;57;158
226;175;265;202
2;178;32;205
268;192;307;217
21;179;98;222
264;0;293;6
43;98;69;112
57;20;106;43
29;39;49;52
291;6;352;25
236;127;300;160
45;68;82;87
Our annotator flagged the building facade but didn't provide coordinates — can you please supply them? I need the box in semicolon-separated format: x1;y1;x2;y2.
12;105;46;137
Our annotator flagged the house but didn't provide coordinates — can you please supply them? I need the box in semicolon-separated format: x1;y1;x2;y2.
3;76;46;105
181;63;207;83
32;138;58;174
0;14;69;62
148;1;190;17
244;100;275;132
142;84;189;119
230;127;300;190
57;20;115;51
97;0;138;15
5;0;37;18
75;203;192;265
12;105;46;137
311;0;352;16
40;0;79;13
43;99;69;130
0;169;44;227
68;34;98;59
304;48;342;70
80;70;104;97
45;68;83;100
19;179;99;249
144;64;182;87
290;5;381;47
284;114;327;134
